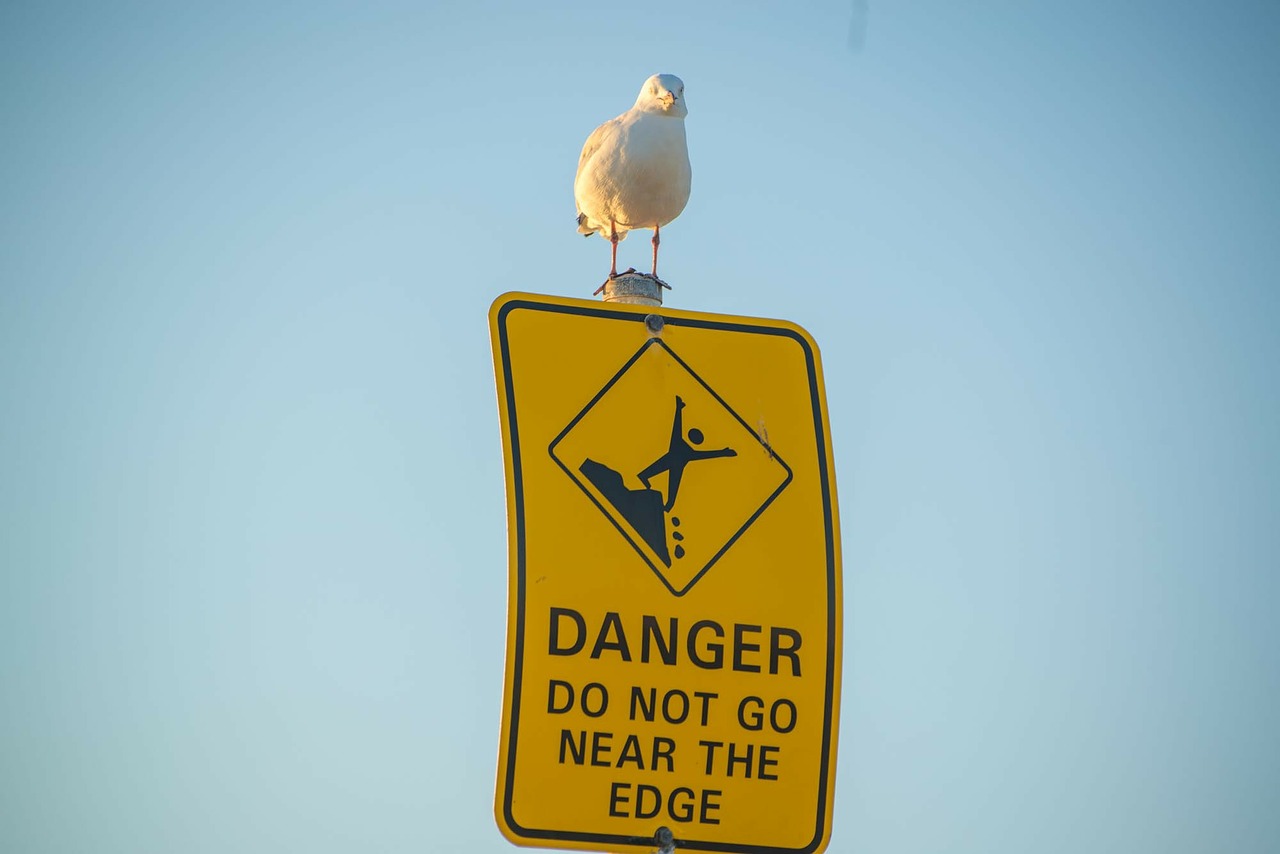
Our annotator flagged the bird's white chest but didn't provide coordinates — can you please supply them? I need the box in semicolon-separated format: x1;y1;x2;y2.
578;115;691;229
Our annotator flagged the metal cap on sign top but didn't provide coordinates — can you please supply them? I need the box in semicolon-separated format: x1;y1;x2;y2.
601;272;664;307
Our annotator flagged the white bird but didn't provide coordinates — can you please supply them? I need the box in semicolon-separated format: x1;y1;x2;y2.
574;74;691;284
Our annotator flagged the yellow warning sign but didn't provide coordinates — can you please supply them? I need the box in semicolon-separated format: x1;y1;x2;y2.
490;292;842;854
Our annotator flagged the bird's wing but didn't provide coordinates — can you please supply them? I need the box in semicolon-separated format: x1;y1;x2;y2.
575;117;620;185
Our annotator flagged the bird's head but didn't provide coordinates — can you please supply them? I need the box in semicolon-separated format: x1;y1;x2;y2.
636;73;687;118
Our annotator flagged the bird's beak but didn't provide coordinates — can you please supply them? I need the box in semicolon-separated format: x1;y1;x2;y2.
661;92;676;108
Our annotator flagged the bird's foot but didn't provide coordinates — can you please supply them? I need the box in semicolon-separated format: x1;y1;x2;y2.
637;271;672;290
593;268;638;295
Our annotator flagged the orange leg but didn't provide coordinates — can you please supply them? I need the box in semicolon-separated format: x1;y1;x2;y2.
610;220;619;278
651;225;660;277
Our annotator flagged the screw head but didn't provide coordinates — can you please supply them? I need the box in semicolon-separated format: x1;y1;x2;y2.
645;314;665;335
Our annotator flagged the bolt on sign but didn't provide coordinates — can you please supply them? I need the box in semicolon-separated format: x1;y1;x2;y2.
489;292;842;854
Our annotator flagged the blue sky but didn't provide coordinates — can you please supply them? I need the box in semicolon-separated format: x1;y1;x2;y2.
2;2;1277;852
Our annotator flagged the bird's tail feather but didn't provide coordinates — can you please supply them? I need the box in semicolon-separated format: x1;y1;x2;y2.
576;212;596;236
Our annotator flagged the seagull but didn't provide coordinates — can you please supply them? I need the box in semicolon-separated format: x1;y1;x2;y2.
574;74;691;287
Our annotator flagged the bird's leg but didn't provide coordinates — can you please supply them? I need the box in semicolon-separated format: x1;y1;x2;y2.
609;220;619;278
593;221;625;296
651;225;660;277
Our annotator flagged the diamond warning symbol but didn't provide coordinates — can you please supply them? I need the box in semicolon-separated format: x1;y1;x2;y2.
549;338;792;596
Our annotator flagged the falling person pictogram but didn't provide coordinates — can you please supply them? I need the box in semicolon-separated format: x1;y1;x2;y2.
638;396;737;511
574;396;740;568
